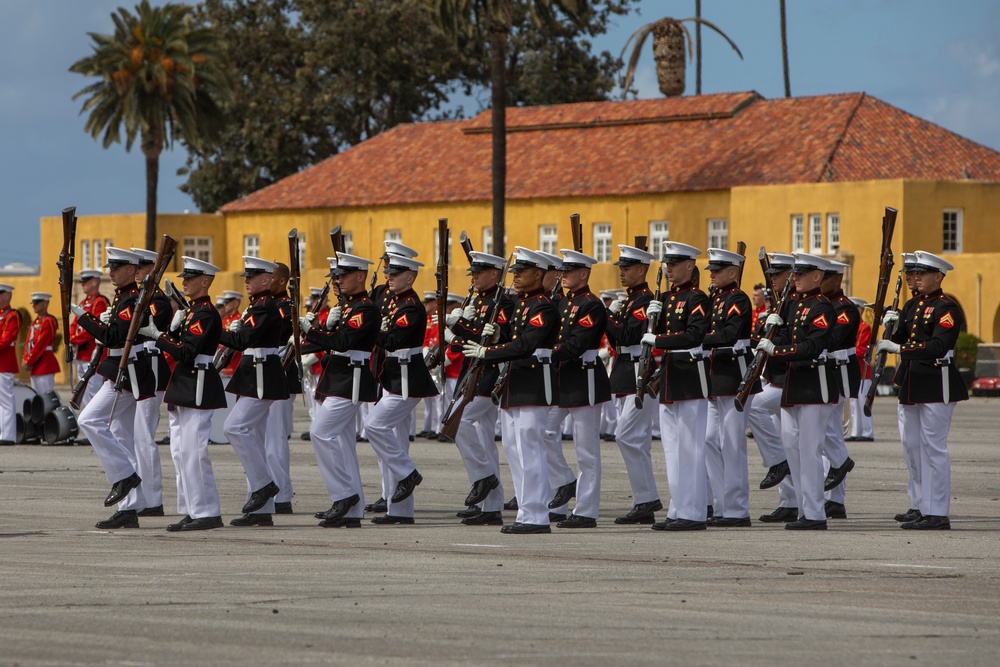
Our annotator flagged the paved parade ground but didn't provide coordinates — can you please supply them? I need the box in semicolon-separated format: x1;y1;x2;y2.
1;394;999;666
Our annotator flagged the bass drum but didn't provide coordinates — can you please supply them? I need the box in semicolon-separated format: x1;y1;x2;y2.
14;381;38;444
209;392;235;444
44;405;79;445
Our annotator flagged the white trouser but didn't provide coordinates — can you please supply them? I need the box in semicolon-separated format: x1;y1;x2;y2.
311;396;365;518
0;372;14;441
659;398;709;521
614;395;660;505
78;380;142;511
265;396;295;504
848;379;874;439
897;403;920;509
823;396;849;505
357;402;369;438
170;406;221;519
501;406;551;526
303;372;320;422
600;398;617;435
30;374;55;396
454;395;504;513
224;395;276;515
542;406;576;513
705;395;752;519
561;412;574;436
781;402;839;521
550;404;602;519
134;390;164;508
366;393;419;518
75;360;101;407
899;402;955;517
747;381;796;508
421;394;441;433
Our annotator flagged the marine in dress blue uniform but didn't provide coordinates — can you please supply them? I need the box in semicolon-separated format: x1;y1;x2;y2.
265;263;298;513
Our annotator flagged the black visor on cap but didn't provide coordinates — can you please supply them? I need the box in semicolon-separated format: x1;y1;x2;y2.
764;264;791;275
662;254;693;265
613;258;643;267
239;268;266;277
509;259;540;271
908;263;940;273
178;268;206;278
106;260;130;269
383;265;407;275
792;264;822;273
705;261;735;271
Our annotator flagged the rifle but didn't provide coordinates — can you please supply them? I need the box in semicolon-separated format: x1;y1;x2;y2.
283;230;306;399
426;219;449;378
108;235;177;423
866;206;899;366
570;213;583;254
57;206;77;368
163;280;190;310
734;241;747;289
634;235;648;252
758;247;779;310
734;275;795;412
634;261;664;409
69;342;103;410
441;252;516;441
864;264;902;417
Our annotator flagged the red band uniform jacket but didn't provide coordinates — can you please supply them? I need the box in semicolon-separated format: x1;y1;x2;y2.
23;313;60;376
75;281;155;398
827;290;862;398
218;292;290;400
449;284;514;396
69;292;109;362
305;292;380;402
553;286;611;408
0;306;21;373
768;288;838;406
889;289;968;404
702;282;759;397
154;295;226;409
376;288;437;398
604;282;653;397
482;287;559;409
650;280;711;403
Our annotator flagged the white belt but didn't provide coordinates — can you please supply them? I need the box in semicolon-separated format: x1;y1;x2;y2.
144;341;159;352
715;339;751;355
937;350;954;363
194;354;214;366
670;345;704;358
388;347;423;360
334;350;373;362
534;348;553;362
831;349;855;362
245;347;279;358
107;348;138;360
620;344;643;357
581;349;600;363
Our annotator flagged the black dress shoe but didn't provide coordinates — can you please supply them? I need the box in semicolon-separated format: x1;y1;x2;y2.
319;517;362;528
315;505;336;519
391;469;423;504
96;510;139;529
323;495;360;522
548;512;567;522
825;501;847;519
709;517;752;527
408;435;415;442
500;522;551;534
72;438;90;446
854;436;874;442
664;518;707;531
462;511;503;526
456;506;482;519
894;508;922;523
365;497;388;513
0;439;15;445
137;505;164;517
823;457;855;491
900;514;950;530
548;480;577;509
416;430;431;438
650;519;675;531
615;500;663;524
242;481;280;514
785;518;827;530
759;507;798;523
465;474;500;507
155;435;170;445
504;496;519;511
300;431;311;440
230;513;273;527
104;472;142;507
168;516;223;532
557;514;597;529
760;461;790;489
274;502;293;514
371;514;415;525
707;505;714;519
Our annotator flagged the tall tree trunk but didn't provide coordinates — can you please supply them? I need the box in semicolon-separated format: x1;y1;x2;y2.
142;133;161;251
780;0;791;97
489;23;507;257
695;0;702;95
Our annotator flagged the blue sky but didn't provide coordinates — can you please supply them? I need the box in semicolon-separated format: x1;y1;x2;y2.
1;0;998;268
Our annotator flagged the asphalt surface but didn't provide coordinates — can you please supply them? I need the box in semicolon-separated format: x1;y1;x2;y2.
1;394;999;666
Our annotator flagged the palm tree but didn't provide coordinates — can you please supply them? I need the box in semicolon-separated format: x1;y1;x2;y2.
70;0;232;250
780;0;791;97
622;15;742;97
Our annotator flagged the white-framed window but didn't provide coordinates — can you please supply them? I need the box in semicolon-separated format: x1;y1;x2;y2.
81;240;91;270
791;215;805;253
182;236;213;263
539;225;558;255
342;231;354;255
648;220;669;256
827;213;840;254
707;218;728;250
297;234;307;271
593;223;612;262
434;229;452;264
243;234;260;258
482;227;493;255
809;214;822;253
93;241;103;271
943;208;963;253
384;229;401;243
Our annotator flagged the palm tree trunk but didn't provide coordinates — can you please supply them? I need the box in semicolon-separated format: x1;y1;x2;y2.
780;0;791;97
489;23;507;257
142;134;161;251
695;0;702;95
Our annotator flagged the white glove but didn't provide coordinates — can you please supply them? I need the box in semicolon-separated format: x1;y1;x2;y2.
69;304;85;318
445;307;463;326
380;316;390;332
100;310;112;324
462;304;477;320
609;297;626;314
299;315;312;334
300;353;319;367
138;322;160;339
327;306;342;328
882;309;899;329
765;313;783;328
482;322;497;341
170;308;186;332
229;319;242;332
598;347;611;361
444;329;456;344
755;339;776;356
645;300;663;316
641;333;657;347
875;339;900;356
462;342;486;359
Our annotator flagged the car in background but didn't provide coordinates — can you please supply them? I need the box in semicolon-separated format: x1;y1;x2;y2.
971;344;1000;397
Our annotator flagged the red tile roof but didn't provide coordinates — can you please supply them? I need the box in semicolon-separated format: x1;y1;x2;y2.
221;92;1000;213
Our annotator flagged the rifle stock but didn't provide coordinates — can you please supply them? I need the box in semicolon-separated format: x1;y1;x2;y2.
734;277;794;411
867;206;899;365
758;246;779;310
283;230;305;390
734;241;747;289
69;342;103;410
863;267;903;417
58;207;77;365
570;213;582;253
